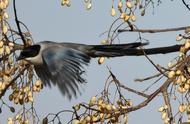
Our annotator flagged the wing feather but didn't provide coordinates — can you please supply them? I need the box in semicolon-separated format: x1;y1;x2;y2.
34;46;90;99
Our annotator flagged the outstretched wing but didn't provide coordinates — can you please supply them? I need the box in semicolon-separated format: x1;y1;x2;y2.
35;46;90;99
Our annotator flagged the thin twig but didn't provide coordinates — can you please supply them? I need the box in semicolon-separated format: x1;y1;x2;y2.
182;0;190;11
162;90;174;124
13;0;27;45
109;70;150;98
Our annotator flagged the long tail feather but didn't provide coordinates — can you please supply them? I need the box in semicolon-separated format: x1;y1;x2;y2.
87;42;149;57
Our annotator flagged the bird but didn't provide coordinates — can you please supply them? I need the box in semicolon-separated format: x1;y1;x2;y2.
17;41;148;99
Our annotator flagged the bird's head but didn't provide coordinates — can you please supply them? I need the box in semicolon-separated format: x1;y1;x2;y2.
17;44;42;64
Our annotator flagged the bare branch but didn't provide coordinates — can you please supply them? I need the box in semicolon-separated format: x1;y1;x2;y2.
118;26;190;33
109;70;150;98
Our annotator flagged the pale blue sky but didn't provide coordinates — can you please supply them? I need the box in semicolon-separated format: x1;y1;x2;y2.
1;0;190;123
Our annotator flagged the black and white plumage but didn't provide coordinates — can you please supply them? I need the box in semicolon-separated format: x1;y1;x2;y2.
17;41;148;99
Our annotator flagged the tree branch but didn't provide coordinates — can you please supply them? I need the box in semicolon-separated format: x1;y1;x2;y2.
118;26;190;33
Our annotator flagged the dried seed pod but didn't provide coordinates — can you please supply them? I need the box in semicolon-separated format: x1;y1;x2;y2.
9;107;15;113
175;70;181;75
89;96;97;106
140;8;145;16
184;83;190;90
0;41;4;47
130;14;136;22
85;116;91;122
42;117;48;124
73;119;80;124
7;117;13;124
0;47;4;55
86;2;92;10
92;115;99;122
28;96;34;102
3;25;8;34
168;71;175;78
179;104;186;113
101;40;108;45
15;114;21;120
73;104;80;111
176;34;183;41
110;6;116;16
126;1;133;9
118;1;123;9
120;12;126;19
124;14;130;22
185;41;190;49
98;57;105;64
106;104;112;111
178;86;186;94
161;112;167;120
185;28;190;33
158;106;165;112
8;42;14;47
3;12;9;19
5;46;11;54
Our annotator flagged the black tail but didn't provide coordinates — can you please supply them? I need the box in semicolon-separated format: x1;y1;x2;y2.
87;42;149;57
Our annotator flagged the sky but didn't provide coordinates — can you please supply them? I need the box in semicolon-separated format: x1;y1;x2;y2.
1;0;190;123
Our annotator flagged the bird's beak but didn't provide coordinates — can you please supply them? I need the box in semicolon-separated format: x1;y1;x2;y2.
17;55;24;61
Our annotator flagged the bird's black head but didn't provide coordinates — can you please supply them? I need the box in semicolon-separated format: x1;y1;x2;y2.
17;45;41;60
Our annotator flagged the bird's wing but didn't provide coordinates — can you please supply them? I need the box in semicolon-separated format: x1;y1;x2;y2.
35;46;90;99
